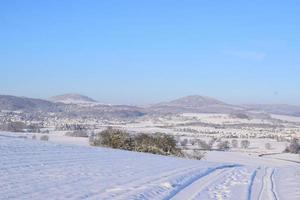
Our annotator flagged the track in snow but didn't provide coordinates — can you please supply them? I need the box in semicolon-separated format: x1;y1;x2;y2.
170;167;235;200
169;166;281;200
258;168;278;200
170;166;256;200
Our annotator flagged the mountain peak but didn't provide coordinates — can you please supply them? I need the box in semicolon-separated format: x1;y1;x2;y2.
167;95;226;107
49;93;97;104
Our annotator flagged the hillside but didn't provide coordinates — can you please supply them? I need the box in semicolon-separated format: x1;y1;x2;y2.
0;95;63;112
49;93;98;104
1;133;299;200
150;95;243;114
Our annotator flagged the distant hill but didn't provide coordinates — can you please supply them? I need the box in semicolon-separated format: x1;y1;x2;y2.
49;93;97;104
150;95;243;114
1;94;299;118
161;95;227;107
244;104;300;117
0;94;145;119
0;95;62;112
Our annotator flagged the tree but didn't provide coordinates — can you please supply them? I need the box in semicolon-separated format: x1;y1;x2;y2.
265;143;271;150
241;140;250;149
197;139;212;150
180;139;188;148
231;139;238;148
285;138;300;154
217;141;230;151
40;135;49;141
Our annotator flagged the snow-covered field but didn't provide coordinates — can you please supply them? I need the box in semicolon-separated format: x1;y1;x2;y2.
1;133;300;200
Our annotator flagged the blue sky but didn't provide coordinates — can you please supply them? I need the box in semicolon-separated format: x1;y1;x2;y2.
1;0;300;105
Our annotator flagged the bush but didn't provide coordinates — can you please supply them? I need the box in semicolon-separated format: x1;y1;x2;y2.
197;139;212;150
90;128;183;157
217;141;230;151
32;135;37;140
90;128;133;150
187;149;205;160
1;121;26;132
65;130;88;138
40;135;49;141
284;138;300;154
231;139;238;148
208;138;217;147
265;143;271;150
180;139;188;147
189;139;196;146
241;140;250;149
134;133;182;156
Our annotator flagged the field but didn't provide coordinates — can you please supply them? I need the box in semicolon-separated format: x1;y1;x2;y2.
1;132;299;200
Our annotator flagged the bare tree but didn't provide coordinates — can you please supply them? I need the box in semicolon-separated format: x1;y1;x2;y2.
40;135;49;141
241;140;250;149
285;138;300;154
217;141;230;151
231;139;238;148
180;139;188;148
265;143;271;150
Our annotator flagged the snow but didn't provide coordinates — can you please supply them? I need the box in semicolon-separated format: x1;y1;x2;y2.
1;133;300;200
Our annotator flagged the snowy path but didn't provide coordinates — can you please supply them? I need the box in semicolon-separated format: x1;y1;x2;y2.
170;167;235;200
171;166;258;200
258;168;278;200
1;134;300;200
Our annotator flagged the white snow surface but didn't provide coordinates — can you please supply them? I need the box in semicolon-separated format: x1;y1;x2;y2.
1;134;300;200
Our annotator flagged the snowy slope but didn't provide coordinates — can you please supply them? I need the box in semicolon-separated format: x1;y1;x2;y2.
49;93;98;104
0;134;299;200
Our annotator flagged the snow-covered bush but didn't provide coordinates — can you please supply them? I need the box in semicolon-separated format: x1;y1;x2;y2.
189;139;196;146
197;139;212;150
284;138;300;154
241;140;250;149
217;141;230;151
134;133;183;157
231;139;238;148
265;143;271;150
186;149;205;160
90;128;183;157
65;130;88;138
0;121;26;132
90;128;133;150
40;135;49;141
180;139;188;147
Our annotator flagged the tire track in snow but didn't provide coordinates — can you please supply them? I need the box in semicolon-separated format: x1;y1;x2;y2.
247;167;258;200
270;169;278;200
257;167;278;200
101;164;204;200
167;165;239;200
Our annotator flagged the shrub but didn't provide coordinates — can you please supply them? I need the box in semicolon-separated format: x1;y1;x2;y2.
197;139;212;150
40;135;49;141
180;139;188;148
189;139;196;146
208;138;217;147
217;141;230;151
32;135;37;140
1;121;26;132
231;139;238;148
241;140;250;149
134;133;182;156
284;138;300;154
90;128;133;150
90;128;183;157
187;149;205;160
65;130;88;138
265;143;271;150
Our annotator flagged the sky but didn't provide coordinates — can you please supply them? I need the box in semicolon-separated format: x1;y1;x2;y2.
1;0;300;105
